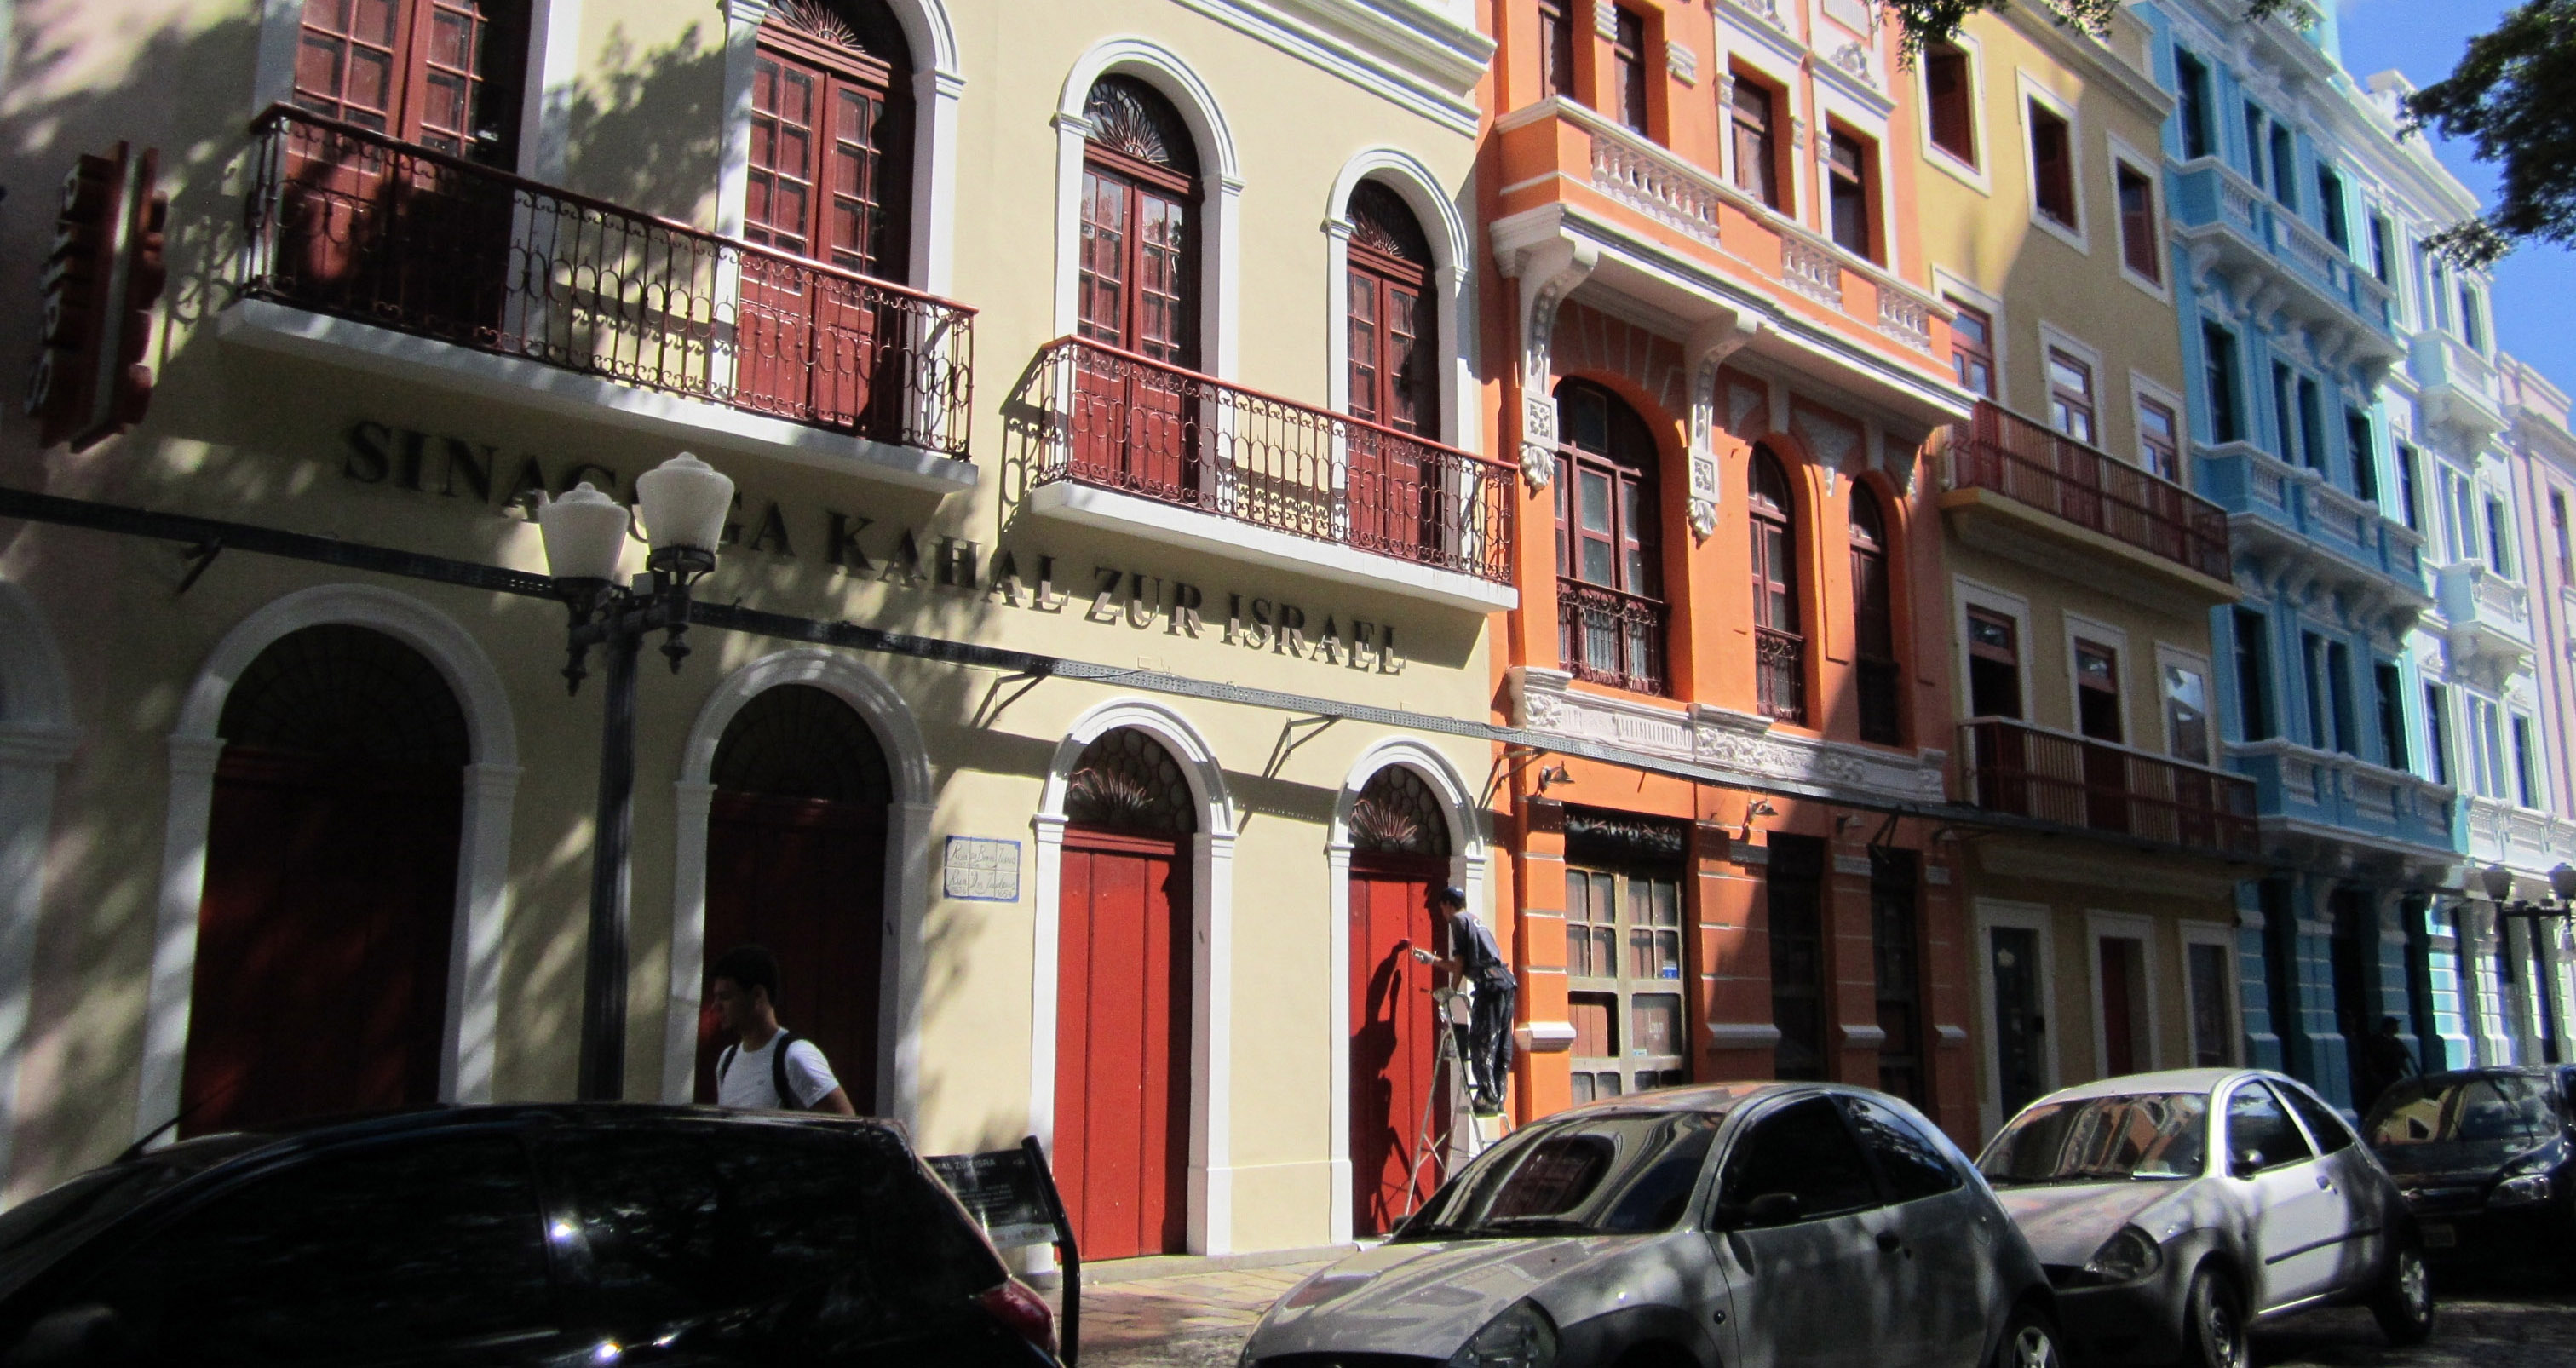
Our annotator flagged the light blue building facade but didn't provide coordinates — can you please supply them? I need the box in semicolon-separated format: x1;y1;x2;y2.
2136;0;2504;1110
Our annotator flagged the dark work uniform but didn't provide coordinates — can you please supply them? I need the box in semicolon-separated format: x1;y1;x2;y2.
1448;910;1516;1112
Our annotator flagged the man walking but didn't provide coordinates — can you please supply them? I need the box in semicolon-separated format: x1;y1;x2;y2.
1414;885;1515;1118
708;944;858;1115
2358;1014;2419;1112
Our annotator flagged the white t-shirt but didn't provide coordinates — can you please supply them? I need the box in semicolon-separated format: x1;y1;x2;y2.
716;1032;841;1110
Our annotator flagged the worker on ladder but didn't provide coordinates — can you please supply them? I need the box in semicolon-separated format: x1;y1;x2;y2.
1412;885;1515;1118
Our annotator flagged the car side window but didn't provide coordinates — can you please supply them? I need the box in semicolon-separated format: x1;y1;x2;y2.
2226;1083;2315;1171
1841;1095;1965;1203
1717;1096;1880;1221
2279;1082;2356;1154
82;1134;556;1362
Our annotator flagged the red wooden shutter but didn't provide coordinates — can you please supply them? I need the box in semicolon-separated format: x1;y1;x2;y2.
292;0;524;164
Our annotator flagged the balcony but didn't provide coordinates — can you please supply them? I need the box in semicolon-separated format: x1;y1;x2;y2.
2411;330;2505;449
1940;401;2234;601
2465;794;2576;873
1755;626;1806;725
2226;738;2456;859
1958;719;2260;857
227;105;975;490
1557;578;1670;696
1027;338;1517;612
2195;440;2431;630
2166;158;2401;372
2435;560;2534;684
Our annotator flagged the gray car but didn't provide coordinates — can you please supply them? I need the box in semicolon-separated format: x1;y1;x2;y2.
1238;1082;2063;1368
1977;1068;2434;1368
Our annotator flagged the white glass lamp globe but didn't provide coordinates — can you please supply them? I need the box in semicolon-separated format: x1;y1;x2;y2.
538;482;631;583
634;452;734;558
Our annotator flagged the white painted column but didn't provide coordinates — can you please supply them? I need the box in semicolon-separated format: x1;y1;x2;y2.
137;735;225;1143
0;724;77;1188
1190;828;1238;1256
442;762;521;1103
884;798;934;1124
660;779;720;1105
1324;840;1354;1248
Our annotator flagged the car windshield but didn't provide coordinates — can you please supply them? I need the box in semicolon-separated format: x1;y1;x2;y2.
2367;1073;2559;1149
1395;1110;1719;1241
1980;1092;2209;1186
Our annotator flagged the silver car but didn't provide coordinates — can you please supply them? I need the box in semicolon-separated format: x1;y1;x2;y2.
1977;1068;2434;1368
1239;1082;2063;1368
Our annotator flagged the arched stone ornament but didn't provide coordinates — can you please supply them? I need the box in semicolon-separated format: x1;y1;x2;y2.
1322;740;1486;1245
1685;314;1764;541
140;585;521;1145
662;647;934;1120
1500;238;1598;490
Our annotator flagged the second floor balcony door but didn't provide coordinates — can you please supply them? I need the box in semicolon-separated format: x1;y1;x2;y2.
1344;181;1442;568
1751;448;1807;724
740;1;914;437
1074;76;1203;499
279;0;532;333
1555;381;1667;695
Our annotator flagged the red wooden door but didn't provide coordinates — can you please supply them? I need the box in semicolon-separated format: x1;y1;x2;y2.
1348;855;1446;1235
1344;186;1436;560
1055;828;1193;1260
739;23;907;434
696;791;887;1109
1073;80;1199;501
181;748;461;1135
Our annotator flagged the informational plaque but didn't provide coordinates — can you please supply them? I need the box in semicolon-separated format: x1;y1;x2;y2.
926;1148;1057;1250
944;836;1021;902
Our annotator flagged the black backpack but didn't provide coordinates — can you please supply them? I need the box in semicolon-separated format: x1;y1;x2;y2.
716;1032;805;1111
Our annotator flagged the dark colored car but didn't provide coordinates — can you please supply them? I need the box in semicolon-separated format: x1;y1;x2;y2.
2365;1065;2576;1269
0;1105;1059;1366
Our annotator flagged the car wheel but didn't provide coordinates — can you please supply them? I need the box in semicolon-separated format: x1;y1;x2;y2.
2369;1243;2435;1346
2184;1267;2246;1368
1991;1303;2064;1368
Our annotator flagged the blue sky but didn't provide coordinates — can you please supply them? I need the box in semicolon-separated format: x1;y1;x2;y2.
2331;0;2576;386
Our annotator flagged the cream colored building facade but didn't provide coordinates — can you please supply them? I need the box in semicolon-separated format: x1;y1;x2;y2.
1910;3;2250;1138
0;0;1506;1258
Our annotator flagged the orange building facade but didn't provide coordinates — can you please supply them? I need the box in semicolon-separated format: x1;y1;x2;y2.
1475;0;1982;1142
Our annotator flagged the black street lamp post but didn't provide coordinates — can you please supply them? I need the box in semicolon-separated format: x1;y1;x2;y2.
2481;862;2576;1066
538;455;735;1102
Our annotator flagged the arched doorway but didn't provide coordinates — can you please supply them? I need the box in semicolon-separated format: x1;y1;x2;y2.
1055;727;1196;1260
1346;764;1453;1235
181;624;469;1135
696;684;892;1109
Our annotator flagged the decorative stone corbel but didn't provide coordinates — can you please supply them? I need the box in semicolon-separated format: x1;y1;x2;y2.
1502;238;1600;491
1685;313;1765;541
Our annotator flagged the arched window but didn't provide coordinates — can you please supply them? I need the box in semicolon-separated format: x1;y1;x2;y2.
1078;76;1203;368
1849;486;1902;744
1750;446;1805;724
1555;380;1668;695
292;0;532;166
745;0;915;283
1345;181;1435;435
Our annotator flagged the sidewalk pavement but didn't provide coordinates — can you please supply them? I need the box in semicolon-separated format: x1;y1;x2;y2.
1044;1254;1341;1368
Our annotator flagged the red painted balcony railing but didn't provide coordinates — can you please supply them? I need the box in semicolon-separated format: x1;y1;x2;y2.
1947;402;2229;581
1959;718;2259;855
1557;578;1669;695
1032;337;1515;583
1756;626;1807;725
239;104;975;457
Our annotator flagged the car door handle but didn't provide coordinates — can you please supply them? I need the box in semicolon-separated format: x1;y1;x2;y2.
1877;1230;1903;1253
2316;1175;2334;1191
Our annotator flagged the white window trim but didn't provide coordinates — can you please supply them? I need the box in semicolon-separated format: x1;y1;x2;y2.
2015;71;2087;254
1916;28;1990;195
2036;319;2107;449
2131;371;2188;480
1954;577;2034;724
1716;49;1809;227
2105;135;2171;302
1323;151;1475;449
1972;897;2061;1141
2154;641;2217;767
2063;612;2132;745
2177;920;2243;1068
1935;268;2006;408
2084;910;2164;1078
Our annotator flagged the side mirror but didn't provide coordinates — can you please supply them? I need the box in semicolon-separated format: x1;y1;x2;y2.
2229;1149;2264;1180
3;1304;125;1368
1746;1192;1803;1227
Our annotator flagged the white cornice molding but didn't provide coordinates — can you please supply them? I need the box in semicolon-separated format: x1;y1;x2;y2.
1167;0;1493;136
1994;1;2172;119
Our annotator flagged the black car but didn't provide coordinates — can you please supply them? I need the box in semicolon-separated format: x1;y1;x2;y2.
0;1105;1061;1366
2363;1065;2576;1269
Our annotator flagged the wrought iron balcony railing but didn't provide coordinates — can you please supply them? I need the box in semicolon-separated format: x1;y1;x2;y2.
1755;625;1807;725
1032;337;1515;583
1959;718;2260;855
1557;578;1669;695
1947;402;2230;582
240;104;975;457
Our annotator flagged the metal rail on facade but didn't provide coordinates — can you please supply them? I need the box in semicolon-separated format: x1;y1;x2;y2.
0;486;2278;860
